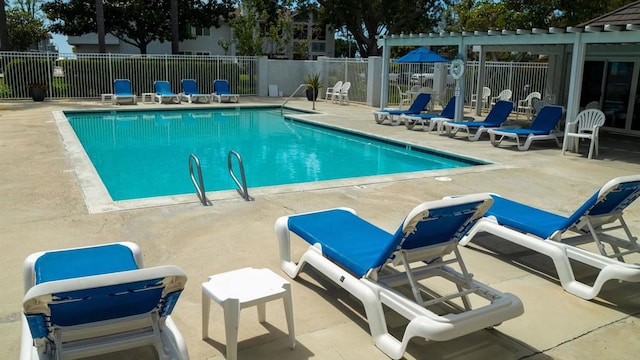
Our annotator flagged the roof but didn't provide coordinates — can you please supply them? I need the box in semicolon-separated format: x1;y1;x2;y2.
580;1;640;26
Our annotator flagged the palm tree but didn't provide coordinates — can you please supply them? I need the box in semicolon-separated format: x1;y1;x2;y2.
0;0;9;50
96;0;105;53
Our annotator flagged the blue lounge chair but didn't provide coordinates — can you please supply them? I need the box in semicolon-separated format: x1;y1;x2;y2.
20;242;189;360
444;100;514;141
402;96;457;131
460;175;640;300
113;79;137;105
180;79;211;104
212;79;239;103
275;193;523;360
154;80;180;104
488;105;564;150
373;93;431;126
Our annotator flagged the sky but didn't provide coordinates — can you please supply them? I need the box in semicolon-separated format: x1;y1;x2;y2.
52;33;73;54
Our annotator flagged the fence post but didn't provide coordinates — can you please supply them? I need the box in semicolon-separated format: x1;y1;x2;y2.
109;53;114;93
257;56;269;97
367;56;382;107
508;61;514;93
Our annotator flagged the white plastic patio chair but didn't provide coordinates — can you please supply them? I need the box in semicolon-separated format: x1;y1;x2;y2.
325;80;342;101
515;91;541;120
490;89;512;108
562;109;606;159
396;85;411;109
335;81;351;105
471;87;491;111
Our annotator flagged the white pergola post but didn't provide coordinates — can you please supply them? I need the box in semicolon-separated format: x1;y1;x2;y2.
380;38;391;109
565;33;586;151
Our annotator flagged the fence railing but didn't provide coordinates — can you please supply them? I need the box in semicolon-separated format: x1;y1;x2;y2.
388;60;549;108
323;58;368;103
1;52;549;109
0;52;259;99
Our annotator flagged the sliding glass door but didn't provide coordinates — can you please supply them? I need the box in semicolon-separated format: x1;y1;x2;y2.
581;60;638;132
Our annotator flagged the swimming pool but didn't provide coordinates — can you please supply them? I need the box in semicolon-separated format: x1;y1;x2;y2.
62;107;486;204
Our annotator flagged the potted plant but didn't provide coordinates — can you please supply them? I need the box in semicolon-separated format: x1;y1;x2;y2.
28;83;47;102
305;72;321;109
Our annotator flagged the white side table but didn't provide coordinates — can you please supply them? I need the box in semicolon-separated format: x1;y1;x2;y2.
202;267;295;360
101;93;114;105
141;93;155;104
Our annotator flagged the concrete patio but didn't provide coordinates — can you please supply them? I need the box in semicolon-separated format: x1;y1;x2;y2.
0;97;638;359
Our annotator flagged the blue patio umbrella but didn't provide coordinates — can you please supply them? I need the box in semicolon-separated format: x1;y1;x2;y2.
394;47;449;63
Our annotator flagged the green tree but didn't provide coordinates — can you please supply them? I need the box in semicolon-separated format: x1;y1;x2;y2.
229;5;263;56
311;0;444;57
42;0;234;54
448;0;638;32
6;8;48;51
12;0;42;17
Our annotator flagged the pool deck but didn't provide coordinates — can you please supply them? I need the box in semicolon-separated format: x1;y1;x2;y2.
1;98;639;360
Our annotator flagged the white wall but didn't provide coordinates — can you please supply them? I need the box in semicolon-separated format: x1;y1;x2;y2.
264;59;321;97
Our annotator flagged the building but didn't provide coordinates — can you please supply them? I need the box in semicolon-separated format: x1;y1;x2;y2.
67;11;334;59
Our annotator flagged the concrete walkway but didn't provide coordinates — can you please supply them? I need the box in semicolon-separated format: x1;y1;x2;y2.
1;98;638;359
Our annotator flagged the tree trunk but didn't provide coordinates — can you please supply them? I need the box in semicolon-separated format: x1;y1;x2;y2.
170;0;179;54
96;0;106;53
0;0;10;51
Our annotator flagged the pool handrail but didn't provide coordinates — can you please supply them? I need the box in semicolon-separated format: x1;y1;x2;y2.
282;84;309;115
188;153;211;206
228;150;254;201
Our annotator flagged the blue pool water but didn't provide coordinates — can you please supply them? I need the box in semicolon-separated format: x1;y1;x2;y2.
65;107;484;201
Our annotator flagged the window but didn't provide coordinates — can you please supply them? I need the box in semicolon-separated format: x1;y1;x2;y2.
311;25;325;40
194;27;210;37
311;42;325;53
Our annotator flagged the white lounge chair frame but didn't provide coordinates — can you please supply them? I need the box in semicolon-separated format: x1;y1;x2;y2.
561;109;606;159
489;128;561;151
444;100;514;141
179;79;211;104
20;242;190;360
488;105;565;151
275;194;523;359
373;93;431;126
460;175;640;300
113;79;137;105
212;79;240;103
153;81;180;104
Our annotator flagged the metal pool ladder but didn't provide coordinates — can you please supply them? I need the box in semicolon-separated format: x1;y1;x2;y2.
228;150;253;201
188;154;211;206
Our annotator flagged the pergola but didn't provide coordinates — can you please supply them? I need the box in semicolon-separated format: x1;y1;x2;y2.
379;1;640;135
